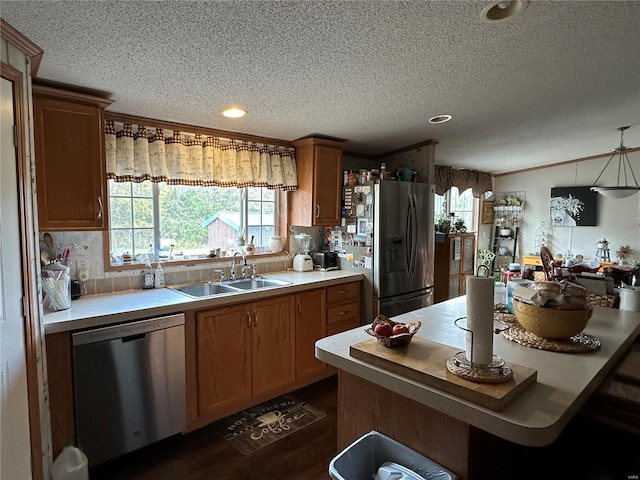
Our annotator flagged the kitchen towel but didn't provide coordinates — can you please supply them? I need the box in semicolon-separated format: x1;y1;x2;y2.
465;275;495;364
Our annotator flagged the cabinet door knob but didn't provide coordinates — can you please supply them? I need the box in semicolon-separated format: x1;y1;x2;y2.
246;311;251;328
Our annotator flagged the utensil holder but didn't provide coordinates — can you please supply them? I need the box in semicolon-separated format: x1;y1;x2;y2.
42;264;71;311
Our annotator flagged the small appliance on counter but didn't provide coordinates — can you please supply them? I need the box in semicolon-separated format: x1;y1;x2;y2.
312;251;339;271
293;234;314;272
293;254;313;271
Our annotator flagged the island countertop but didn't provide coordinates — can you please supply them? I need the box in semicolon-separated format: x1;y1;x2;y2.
315;296;640;447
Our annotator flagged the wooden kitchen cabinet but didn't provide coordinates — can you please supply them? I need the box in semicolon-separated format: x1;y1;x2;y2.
33;85;112;230
196;295;295;418
295;288;327;380
326;281;361;336
196;304;252;417
251;296;295;396
289;137;344;226
434;233;476;303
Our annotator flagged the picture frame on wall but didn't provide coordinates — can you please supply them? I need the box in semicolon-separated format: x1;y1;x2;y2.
481;201;495;224
550;186;598;226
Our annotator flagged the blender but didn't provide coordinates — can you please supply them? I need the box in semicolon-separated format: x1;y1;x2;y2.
293;234;314;272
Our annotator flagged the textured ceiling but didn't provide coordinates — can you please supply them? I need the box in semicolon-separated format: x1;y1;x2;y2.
1;0;639;174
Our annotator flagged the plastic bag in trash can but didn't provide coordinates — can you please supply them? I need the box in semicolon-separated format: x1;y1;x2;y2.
328;430;457;480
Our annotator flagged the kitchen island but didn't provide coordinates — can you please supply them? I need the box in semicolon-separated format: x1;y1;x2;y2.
315;297;640;479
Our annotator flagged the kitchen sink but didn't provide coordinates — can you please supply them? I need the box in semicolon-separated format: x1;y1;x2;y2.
171;283;239;297
226;278;292;290
170;277;291;298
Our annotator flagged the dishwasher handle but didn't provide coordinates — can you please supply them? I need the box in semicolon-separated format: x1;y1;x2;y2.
73;313;185;346
122;333;146;342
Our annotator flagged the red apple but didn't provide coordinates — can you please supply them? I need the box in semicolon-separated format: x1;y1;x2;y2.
392;324;409;335
374;322;393;337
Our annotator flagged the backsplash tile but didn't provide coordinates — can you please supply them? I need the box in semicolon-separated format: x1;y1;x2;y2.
41;230;294;296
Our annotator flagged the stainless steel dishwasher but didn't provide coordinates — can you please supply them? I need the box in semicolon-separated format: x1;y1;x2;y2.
72;313;186;466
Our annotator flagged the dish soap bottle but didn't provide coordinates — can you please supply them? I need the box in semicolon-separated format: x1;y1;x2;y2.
142;257;155;289
154;261;165;288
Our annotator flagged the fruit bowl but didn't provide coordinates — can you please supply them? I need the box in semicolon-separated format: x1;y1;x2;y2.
365;315;421;348
513;299;592;339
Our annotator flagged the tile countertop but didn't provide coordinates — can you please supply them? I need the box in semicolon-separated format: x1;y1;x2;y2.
44;270;364;334
315;296;640;447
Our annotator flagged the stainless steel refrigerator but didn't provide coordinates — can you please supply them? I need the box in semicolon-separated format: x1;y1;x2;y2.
341;181;435;323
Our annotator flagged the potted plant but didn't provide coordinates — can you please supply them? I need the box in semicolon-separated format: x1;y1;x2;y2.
435;212;451;233
236;234;245;247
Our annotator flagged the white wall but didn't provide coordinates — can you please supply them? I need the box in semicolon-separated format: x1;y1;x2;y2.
494;150;640;262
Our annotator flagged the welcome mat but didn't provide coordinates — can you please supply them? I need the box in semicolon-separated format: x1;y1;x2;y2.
213;394;326;455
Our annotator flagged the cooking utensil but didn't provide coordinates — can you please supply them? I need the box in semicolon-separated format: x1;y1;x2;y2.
43;232;53;250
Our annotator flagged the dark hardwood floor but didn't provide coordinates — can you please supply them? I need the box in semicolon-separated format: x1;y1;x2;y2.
90;376;338;480
89;374;639;480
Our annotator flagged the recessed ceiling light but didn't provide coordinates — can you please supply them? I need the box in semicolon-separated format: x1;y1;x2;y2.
429;115;453;124
480;0;528;22
222;107;246;118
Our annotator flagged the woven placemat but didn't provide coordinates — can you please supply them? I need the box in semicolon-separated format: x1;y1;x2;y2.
500;321;601;353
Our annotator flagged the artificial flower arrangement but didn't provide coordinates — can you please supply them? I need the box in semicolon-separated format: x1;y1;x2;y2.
478;249;496;266
616;245;632;262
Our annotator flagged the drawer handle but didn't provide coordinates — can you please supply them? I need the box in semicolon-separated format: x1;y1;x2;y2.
338;311;347;315
338;289;349;294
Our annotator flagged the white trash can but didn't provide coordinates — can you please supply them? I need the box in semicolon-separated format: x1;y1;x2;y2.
619;285;640;312
329;430;457;480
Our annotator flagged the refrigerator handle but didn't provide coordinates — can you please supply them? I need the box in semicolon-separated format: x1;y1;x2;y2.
406;193;418;278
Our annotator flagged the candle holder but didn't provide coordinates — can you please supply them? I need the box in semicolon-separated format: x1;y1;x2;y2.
446;317;513;383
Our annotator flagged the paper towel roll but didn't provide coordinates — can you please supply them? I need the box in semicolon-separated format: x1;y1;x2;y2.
465;276;495;364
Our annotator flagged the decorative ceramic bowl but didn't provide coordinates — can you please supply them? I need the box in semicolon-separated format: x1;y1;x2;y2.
365;315;421;348
513;299;592;339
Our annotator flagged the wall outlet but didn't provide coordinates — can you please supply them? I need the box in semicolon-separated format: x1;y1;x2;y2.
78;267;90;282
78;259;88;271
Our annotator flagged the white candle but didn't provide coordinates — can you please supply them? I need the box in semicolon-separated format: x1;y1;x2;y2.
465;276;495;365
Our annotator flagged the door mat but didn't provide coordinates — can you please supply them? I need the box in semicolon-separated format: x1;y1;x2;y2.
213;394;326;455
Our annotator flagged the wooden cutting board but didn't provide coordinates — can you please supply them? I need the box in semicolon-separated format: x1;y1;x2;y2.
350;337;537;411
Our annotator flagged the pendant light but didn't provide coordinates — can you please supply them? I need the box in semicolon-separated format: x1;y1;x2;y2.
590;126;639;199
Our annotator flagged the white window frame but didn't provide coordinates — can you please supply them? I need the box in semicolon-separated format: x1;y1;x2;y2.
104;181;279;270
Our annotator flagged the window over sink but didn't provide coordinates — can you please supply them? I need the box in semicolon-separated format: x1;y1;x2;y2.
105;180;278;269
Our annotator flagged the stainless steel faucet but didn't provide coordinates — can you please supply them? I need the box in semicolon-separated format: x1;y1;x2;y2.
241;264;252;278
231;251;246;280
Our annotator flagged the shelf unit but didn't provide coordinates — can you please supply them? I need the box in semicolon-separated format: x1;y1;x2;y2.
492;226;519;273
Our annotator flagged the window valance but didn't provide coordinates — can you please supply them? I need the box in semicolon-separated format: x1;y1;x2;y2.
105;121;297;190
434;165;493;198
